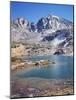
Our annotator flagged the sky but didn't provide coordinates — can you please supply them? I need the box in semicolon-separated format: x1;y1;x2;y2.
10;2;74;23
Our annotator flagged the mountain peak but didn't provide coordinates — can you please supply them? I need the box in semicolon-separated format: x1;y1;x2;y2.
11;15;73;46
52;15;59;19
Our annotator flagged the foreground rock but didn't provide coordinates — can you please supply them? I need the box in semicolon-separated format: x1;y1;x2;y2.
11;79;74;98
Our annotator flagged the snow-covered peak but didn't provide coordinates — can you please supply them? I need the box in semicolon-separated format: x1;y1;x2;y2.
52;15;60;19
36;14;72;33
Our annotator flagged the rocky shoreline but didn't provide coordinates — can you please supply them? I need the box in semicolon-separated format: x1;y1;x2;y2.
11;78;74;98
11;43;73;58
11;57;55;71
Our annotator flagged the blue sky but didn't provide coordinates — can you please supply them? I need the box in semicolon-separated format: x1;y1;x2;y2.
11;2;74;23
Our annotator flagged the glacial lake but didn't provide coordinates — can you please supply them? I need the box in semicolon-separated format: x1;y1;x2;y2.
16;55;74;79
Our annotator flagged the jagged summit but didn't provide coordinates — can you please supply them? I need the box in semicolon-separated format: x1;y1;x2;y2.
11;14;72;33
11;14;73;49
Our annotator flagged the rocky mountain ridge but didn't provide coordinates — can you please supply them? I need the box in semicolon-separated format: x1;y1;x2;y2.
11;15;73;54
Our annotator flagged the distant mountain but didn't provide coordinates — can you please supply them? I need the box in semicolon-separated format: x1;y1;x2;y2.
37;15;72;32
11;15;73;49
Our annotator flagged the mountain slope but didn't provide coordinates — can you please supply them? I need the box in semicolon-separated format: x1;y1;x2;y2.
11;15;73;50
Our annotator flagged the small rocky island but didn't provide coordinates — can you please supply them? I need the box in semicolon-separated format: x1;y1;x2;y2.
11;57;55;71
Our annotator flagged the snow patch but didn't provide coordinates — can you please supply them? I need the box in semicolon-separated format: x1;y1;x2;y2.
52;38;66;47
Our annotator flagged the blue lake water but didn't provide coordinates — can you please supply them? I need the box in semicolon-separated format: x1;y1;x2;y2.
17;55;73;79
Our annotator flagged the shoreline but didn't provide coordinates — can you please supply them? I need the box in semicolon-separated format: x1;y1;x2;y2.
11;78;74;98
17;54;73;59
